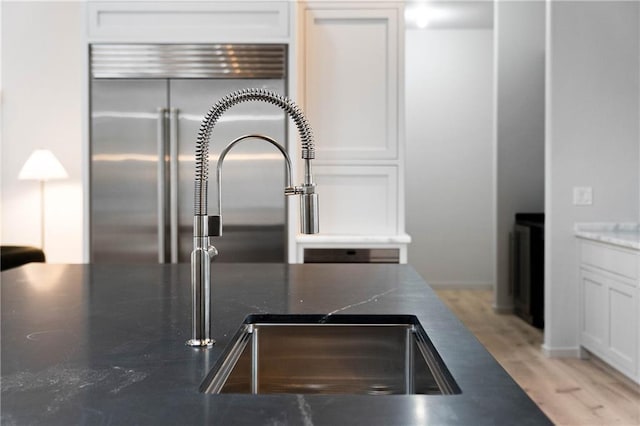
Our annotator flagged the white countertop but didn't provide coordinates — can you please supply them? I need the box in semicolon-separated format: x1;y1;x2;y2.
574;223;640;250
297;233;412;244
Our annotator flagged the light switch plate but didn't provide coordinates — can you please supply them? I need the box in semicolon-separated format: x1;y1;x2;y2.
573;186;593;205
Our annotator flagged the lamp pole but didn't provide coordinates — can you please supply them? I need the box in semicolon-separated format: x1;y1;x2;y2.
18;149;68;252
40;180;45;249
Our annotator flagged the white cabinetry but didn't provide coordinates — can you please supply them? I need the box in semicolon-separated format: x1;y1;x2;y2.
85;1;410;263
578;239;639;383
303;7;399;162
296;2;409;262
87;1;291;43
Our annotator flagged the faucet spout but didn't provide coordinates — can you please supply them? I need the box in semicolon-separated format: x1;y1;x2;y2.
188;89;319;348
300;190;319;235
211;134;318;237
212;134;290;235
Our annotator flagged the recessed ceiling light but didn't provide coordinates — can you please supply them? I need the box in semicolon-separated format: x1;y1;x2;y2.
405;4;432;29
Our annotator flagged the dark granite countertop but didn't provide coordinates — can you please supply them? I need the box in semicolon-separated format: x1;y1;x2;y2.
1;263;551;425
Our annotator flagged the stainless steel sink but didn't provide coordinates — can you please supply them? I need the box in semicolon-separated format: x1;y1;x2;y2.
200;315;460;395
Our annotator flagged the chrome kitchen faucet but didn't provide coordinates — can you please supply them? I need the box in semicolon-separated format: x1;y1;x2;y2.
188;88;319;347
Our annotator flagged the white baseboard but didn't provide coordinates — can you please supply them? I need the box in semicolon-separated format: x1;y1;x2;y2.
541;344;581;358
428;282;494;291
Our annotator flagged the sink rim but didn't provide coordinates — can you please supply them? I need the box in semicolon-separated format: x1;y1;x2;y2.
200;314;461;396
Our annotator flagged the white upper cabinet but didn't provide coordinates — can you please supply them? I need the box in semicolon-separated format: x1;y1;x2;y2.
303;7;399;161
87;1;291;43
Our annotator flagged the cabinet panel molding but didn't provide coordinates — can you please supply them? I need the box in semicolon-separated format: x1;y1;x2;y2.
312;165;398;235
581;270;607;350
88;2;290;42
303;8;398;160
608;281;637;373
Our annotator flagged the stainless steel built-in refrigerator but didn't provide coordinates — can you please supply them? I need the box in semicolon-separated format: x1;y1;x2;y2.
90;44;288;263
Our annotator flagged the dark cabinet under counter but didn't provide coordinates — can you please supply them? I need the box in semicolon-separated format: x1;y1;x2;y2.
512;213;545;329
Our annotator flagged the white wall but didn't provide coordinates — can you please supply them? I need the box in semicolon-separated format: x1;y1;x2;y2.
494;1;545;311
405;28;494;287
1;1;84;262
545;1;639;355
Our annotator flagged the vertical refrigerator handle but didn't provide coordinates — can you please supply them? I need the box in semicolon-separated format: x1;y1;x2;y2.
169;108;179;263
157;108;168;264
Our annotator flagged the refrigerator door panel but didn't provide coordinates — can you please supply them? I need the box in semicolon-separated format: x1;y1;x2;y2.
91;79;169;263
170;79;287;262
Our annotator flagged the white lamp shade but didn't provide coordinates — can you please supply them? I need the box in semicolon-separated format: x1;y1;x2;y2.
18;149;68;181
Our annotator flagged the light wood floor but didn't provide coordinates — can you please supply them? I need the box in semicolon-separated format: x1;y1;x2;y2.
435;289;640;426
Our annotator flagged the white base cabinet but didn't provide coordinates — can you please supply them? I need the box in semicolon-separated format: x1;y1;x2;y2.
578;239;640;383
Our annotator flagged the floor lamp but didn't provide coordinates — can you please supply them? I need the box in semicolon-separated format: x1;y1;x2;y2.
18;149;68;250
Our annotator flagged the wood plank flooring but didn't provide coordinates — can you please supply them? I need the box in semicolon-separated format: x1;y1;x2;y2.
435;289;640;426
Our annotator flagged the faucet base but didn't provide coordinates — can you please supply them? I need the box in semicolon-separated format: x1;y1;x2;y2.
186;338;215;348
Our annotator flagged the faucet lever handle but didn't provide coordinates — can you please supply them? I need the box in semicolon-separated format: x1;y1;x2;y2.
285;184;316;196
207;243;218;259
285;186;300;196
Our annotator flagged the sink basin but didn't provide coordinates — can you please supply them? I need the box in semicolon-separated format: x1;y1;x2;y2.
200;314;460;395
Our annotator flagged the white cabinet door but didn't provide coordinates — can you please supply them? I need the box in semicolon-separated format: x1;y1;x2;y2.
607;279;637;375
87;1;291;43
303;8;399;161
313;165;398;235
581;269;608;353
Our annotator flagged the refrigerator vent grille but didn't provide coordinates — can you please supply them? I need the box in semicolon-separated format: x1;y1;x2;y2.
91;44;287;79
